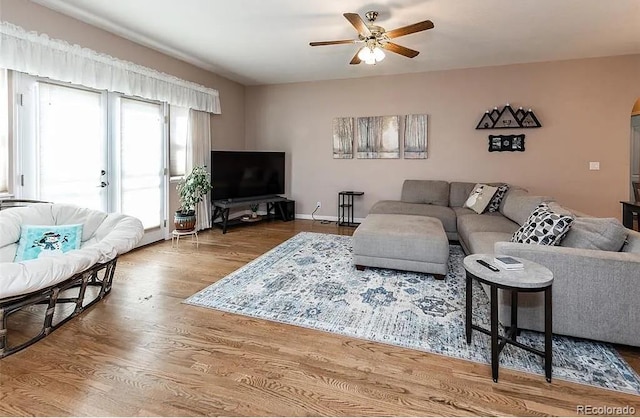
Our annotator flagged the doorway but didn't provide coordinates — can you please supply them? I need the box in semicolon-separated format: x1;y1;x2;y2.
631;98;640;200
15;74;168;245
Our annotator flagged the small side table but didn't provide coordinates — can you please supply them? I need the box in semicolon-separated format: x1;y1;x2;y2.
463;254;553;383
620;201;640;231
338;191;364;227
172;229;199;248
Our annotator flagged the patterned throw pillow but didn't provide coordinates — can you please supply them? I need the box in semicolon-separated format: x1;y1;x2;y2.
487;184;510;212
463;183;499;214
511;203;574;245
14;224;83;262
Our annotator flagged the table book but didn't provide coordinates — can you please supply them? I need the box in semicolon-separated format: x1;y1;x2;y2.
494;256;524;270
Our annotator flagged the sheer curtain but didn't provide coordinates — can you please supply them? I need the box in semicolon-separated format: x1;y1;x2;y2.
0;68;7;193
0;21;221;113
186;109;212;230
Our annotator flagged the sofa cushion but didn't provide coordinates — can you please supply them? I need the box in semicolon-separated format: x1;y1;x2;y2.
622;230;640;253
449;182;477;208
501;189;552;225
464;183;498;214
401;180;449;206
511;203;574;246
466;231;514;254
369;200;456;234
457;213;520;249
452;206;476;217
51;205;109;242
561;217;628;252
0;214;21;263
545;201;574;216
487;184;509;212
496;186;527;212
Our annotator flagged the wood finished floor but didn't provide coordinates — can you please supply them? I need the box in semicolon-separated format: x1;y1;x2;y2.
1;219;639;416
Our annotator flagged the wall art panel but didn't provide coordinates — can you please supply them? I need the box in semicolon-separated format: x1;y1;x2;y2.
356;115;399;159
332;117;354;159
404;114;428;159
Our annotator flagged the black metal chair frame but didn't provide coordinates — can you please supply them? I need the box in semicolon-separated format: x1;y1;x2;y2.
0;199;51;211
0;257;117;358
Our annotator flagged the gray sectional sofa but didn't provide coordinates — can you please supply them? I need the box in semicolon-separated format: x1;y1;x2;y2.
369;180;640;347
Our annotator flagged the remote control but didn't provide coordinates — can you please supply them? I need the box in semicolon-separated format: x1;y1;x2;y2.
477;259;500;272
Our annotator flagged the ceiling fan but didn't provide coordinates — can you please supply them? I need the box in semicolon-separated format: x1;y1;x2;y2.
309;11;434;65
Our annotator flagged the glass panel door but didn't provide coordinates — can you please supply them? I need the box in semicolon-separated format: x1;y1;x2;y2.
36;82;107;209
17;75;168;247
0;69;9;194
116;96;166;244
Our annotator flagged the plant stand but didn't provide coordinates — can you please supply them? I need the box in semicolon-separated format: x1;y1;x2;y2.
172;229;199;248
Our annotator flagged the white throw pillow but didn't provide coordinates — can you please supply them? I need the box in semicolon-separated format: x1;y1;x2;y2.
463;183;499;214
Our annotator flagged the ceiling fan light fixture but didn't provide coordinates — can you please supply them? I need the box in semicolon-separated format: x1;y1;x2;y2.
372;46;385;61
310;11;432;65
358;44;385;65
357;46;373;61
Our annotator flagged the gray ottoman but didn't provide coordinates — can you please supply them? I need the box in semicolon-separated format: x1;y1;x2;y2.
353;214;449;278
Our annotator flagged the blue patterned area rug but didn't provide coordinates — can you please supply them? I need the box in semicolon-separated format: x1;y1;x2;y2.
185;232;640;394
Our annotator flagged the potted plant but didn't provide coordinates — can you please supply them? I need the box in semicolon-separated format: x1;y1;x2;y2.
175;165;212;231
249;203;261;219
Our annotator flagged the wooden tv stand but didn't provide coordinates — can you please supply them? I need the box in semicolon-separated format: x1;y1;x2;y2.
212;196;293;234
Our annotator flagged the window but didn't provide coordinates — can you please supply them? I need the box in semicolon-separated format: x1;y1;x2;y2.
118;97;164;229
0;69;8;194
170;105;189;177
37;82;105;208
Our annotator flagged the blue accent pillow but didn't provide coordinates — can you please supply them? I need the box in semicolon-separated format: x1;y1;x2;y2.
14;224;83;262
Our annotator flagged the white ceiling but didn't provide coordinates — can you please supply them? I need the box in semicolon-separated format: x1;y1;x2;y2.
32;0;640;86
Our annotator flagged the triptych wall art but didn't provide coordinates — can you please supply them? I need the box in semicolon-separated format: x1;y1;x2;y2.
332;114;428;159
332;117;354;159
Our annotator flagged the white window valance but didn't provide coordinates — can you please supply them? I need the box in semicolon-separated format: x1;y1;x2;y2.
0;21;221;114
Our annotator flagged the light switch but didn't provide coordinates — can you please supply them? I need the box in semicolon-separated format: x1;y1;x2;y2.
589;161;600;170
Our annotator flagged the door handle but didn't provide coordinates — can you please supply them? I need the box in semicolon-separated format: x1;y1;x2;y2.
97;181;109;188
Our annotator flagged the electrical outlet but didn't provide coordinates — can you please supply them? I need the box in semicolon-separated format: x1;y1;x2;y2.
316;201;321;208
589;161;600;171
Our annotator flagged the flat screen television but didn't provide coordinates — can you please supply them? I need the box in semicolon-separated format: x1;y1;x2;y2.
211;151;285;201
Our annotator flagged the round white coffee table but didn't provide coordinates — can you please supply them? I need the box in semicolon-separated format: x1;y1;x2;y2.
463;254;553;383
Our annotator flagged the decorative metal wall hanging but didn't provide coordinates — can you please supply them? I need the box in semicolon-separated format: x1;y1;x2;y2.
403;114;428;159
332;117;354;159
476;103;541;129
488;134;526;152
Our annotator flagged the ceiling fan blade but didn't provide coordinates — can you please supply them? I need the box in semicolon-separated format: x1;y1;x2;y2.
349;50;362;65
382;42;420;58
385;20;434;39
343;13;371;37
309;39;357;46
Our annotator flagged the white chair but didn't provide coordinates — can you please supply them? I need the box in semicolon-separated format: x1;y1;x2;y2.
0;203;144;357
